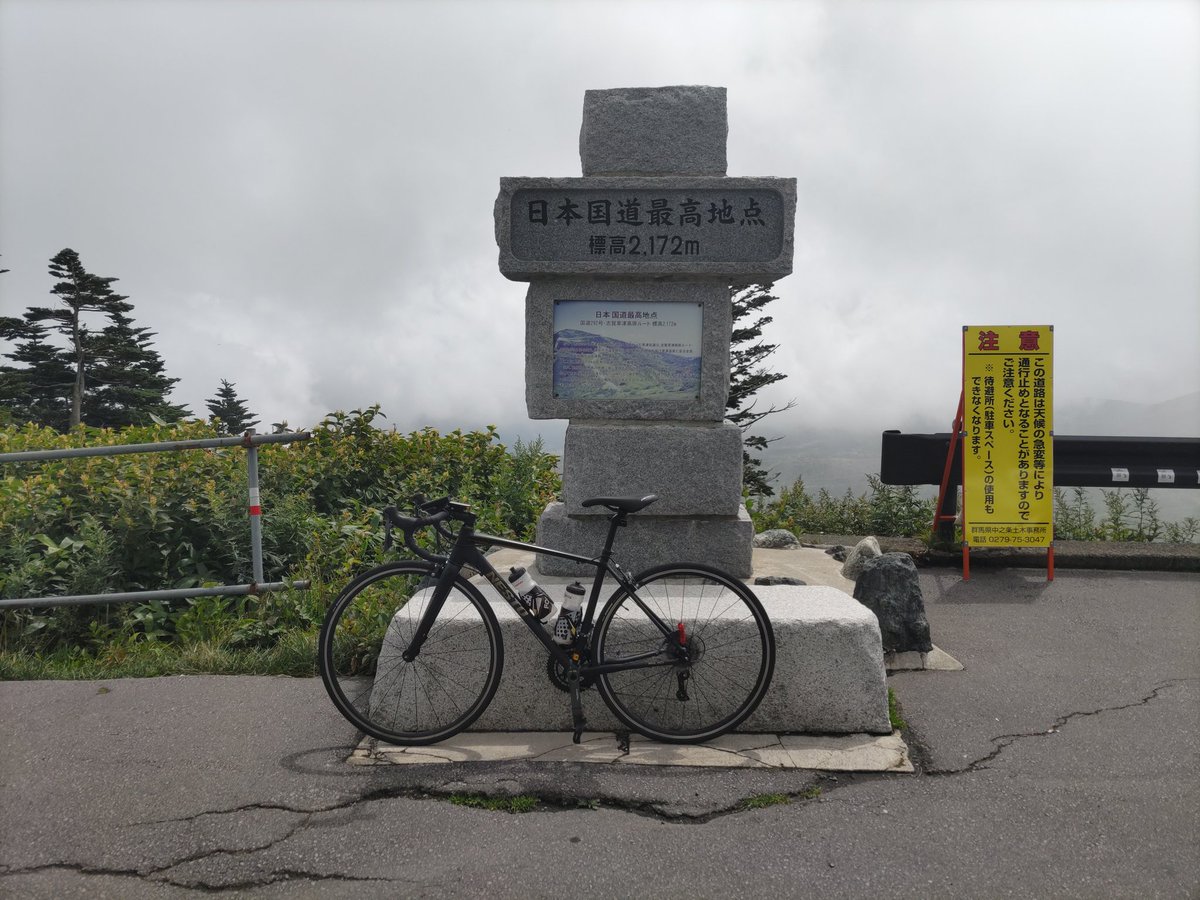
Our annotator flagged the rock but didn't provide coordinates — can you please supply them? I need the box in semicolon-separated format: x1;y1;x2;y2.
852;553;933;653
840;536;881;580
826;545;848;561
754;576;806;586
754;529;800;549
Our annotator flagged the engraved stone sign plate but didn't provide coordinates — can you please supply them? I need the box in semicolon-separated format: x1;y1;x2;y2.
496;176;796;281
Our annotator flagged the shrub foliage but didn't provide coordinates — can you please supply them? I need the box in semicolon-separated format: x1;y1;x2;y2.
751;475;935;538
0;407;559;673
1053;486;1199;543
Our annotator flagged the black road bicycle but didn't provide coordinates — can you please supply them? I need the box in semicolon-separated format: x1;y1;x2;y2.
318;495;775;745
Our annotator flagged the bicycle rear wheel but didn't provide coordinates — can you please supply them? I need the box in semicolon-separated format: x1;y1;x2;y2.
592;564;774;743
318;561;503;745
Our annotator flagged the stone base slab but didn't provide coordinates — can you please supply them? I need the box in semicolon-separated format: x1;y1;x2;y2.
463;580;890;735
885;645;964;672
562;421;744;516
355;731;912;772
535;501;753;578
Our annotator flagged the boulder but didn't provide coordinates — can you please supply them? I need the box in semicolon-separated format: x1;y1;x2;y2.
754;529;801;549
852;553;933;653
840;536;881;580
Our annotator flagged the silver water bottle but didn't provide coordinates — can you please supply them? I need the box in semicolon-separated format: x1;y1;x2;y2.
553;582;585;645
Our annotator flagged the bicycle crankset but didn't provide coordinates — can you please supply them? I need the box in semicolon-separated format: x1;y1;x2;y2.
546;652;594;692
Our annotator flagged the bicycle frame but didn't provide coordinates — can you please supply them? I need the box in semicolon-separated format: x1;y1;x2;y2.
404;512;680;676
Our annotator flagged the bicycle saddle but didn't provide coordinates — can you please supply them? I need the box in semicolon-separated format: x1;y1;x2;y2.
580;494;659;514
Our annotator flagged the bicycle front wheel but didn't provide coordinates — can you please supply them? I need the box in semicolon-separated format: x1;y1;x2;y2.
318;561;503;745
592;564;775;743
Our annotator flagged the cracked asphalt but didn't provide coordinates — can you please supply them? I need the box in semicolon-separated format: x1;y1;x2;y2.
1;569;1197;897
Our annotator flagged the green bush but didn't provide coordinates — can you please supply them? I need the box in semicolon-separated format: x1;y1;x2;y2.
754;479;1198;546
751;474;935;539
1055;486;1198;543
0;407;560;670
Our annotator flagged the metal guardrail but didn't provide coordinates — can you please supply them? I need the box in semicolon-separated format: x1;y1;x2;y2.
0;430;311;609
880;432;1200;542
881;433;1199;488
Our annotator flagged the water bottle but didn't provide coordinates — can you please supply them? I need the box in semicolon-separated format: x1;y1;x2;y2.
554;582;585;645
507;567;554;622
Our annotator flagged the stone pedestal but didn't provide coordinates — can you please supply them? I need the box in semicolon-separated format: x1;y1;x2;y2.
467;576;891;735
560;421;744;516
536;502;755;577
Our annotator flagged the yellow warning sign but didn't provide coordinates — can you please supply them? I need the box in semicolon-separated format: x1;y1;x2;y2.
962;326;1054;547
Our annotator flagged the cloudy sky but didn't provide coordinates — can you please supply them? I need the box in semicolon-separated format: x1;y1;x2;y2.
2;0;1197;475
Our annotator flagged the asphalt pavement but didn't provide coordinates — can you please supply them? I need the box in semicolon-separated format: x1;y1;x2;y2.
1;567;1197;898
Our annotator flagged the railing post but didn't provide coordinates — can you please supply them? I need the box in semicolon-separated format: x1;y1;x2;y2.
244;430;265;585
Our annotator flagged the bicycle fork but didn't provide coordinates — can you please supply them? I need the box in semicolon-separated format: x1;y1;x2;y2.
400;562;460;662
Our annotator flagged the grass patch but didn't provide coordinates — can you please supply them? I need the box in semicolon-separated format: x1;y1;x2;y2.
888;687;908;731
448;793;538;813
0;630;319;680
742;793;790;810
742;786;821;810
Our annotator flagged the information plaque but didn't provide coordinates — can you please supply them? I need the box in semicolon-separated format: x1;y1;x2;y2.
552;300;702;401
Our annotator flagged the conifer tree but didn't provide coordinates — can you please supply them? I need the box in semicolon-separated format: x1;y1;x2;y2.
0;249;189;429
727;283;795;497
84;310;191;428
0;317;73;429
205;380;260;435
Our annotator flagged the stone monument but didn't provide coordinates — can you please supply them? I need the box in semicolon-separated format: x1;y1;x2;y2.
495;86;796;577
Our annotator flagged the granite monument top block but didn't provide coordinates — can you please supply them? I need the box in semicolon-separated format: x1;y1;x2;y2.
580;85;728;176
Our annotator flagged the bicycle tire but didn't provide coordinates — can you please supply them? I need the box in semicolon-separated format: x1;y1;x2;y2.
318;561;503;746
592;563;775;744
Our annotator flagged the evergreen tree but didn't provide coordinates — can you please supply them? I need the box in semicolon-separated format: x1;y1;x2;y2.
727;283;795;497
84;310;191;428
0;249;189;429
205;380;260;435
0;317;73;429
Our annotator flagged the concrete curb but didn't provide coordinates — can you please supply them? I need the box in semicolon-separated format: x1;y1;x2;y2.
793;534;1200;572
